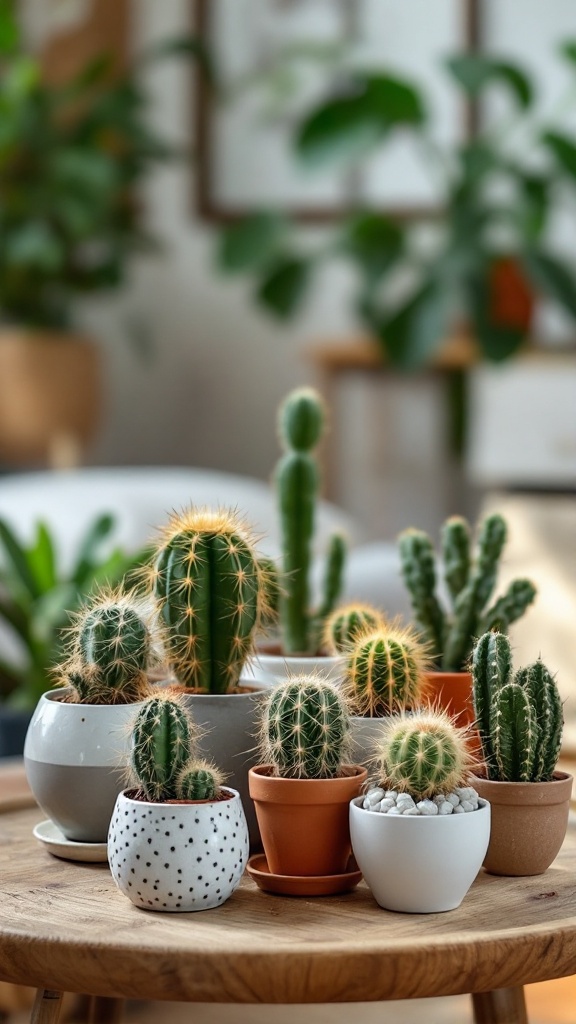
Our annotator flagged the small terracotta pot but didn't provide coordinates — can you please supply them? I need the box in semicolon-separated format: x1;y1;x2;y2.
425;671;482;757
249;764;367;877
472;771;573;876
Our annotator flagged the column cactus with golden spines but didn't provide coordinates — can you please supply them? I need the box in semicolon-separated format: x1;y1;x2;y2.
374;711;472;800
275;387;347;655
260;675;350;779
62;590;159;704
399;513;537;672
343;623;429;718
472;631;563;783
149;508;267;694
323;602;385;655
130;695;200;802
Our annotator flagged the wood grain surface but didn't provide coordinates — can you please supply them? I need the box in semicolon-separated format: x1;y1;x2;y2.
1;804;576;1006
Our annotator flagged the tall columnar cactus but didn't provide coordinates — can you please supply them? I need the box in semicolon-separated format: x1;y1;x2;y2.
275;387;347;655
398;513;537;672
260;675;350;779
149;508;266;693
131;695;198;801
63;590;158;704
374;711;472;799
343;624;429;717
472;632;563;782
323;602;385;655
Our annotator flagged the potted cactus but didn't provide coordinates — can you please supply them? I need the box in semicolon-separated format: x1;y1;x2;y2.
349;711;490;913
108;694;248;912
471;631;571;876
248;675;366;893
322;602;386;654
145;506;273;847
398;513;537;728
339;621;430;767
24;589;161;843
250;387;347;687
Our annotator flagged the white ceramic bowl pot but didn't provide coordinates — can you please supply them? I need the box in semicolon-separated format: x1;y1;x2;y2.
350;797;491;913
24;690;144;843
108;788;249;912
244;650;345;689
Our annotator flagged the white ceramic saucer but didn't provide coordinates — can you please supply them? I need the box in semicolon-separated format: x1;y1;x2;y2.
33;819;109;863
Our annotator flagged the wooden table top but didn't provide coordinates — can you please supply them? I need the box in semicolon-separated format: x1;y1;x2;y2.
1;796;576;1006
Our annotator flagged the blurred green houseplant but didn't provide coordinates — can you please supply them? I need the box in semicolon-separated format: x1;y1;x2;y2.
0;513;147;709
218;47;576;369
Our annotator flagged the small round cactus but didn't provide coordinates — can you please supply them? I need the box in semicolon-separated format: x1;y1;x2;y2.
62;589;160;704
260;674;350;779
177;759;224;801
322;602;385;655
131;694;200;802
343;623;429;717
374;711;472;799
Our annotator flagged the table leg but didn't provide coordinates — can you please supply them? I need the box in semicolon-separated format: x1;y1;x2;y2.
89;996;124;1022
30;990;63;1024
472;986;528;1024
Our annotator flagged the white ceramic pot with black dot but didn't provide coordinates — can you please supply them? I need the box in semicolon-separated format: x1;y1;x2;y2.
108;788;249;912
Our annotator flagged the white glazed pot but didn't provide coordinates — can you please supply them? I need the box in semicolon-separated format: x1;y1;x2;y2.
243;652;345;688
350;797;491;913
24;690;144;842
108;788;249;912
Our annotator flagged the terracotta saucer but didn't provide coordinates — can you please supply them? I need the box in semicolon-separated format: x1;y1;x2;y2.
246;853;362;897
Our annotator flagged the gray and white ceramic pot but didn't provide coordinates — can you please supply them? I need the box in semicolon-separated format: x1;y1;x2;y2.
24;689;144;843
108;787;248;912
181;689;266;850
244;651;345;688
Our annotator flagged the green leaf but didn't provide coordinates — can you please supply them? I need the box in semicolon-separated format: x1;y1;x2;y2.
27;522;57;594
374;283;452;369
0;520;41;599
0;0;19;55
541;130;576;179
0;594;29;645
342;214;404;283
71;513;116;586
32;584;77;645
445;55;533;109
559;40;576;66
218;213;286;273
256;256;311;319
5;222;64;273
522;250;576;320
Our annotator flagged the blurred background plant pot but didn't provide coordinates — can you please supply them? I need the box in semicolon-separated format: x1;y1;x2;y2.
0;330;101;466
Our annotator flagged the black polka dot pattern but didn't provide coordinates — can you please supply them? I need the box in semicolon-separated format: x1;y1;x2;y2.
108;790;249;913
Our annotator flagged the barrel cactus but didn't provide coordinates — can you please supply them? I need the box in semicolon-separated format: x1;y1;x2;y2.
260;675;351;779
343;623;429;717
275;387;347;655
62;590;160;704
177;759;224;802
323;602;385;655
472;631;563;782
148;507;268;693
398;513;537;672
374;711;472;799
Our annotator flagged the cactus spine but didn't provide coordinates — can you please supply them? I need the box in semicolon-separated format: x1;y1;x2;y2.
399;514;537;672
472;632;563;782
150;508;264;693
374;711;471;799
323;602;385;655
260;675;350;779
343;624;429;717
63;590;157;704
275;387;346;655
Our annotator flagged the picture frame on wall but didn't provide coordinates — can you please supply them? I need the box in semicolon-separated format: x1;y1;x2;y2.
194;0;479;222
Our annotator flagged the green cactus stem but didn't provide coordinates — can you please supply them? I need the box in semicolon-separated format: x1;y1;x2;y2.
260;675;350;779
480;579;538;634
343;624;429;717
514;660;563;781
323;602;385;654
177;759;223;801
150;508;262;694
471;631;512;776
441;516;470;603
131;695;198;802
398;529;445;664
490;682;536;783
374;711;471;799
275;387;346;655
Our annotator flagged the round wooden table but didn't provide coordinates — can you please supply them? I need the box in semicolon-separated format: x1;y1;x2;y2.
1;803;576;1024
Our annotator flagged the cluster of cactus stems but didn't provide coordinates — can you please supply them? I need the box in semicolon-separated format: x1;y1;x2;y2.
374;711;473;799
275;388;347;656
146;507;270;694
61;589;160;705
130;694;223;802
399;513;537;672
323;602;385;655
472;632;563;783
343;623;430;718
260;675;351;779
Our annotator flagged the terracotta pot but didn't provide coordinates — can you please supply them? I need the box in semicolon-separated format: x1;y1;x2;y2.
0;330;101;464
249;764;367;877
472;771;573;876
489;256;534;333
425;671;482;757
